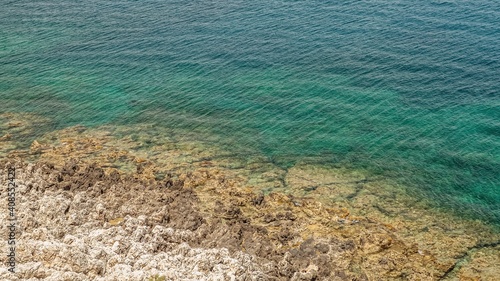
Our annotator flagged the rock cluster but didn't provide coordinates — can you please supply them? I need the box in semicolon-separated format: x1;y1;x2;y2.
0;160;260;280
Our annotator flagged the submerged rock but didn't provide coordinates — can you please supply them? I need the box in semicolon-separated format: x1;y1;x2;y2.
0;124;499;280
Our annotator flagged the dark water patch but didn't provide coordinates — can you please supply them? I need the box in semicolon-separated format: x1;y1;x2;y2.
480;125;500;137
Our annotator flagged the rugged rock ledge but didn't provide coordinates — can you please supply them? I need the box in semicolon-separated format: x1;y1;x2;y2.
1;115;500;280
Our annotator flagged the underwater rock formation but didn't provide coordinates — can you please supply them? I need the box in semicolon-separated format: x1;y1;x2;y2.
1;118;499;280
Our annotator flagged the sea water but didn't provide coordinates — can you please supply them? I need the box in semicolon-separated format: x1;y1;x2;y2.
1;0;499;223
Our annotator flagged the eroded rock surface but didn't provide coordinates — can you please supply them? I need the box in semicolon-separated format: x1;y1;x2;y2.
1;122;499;280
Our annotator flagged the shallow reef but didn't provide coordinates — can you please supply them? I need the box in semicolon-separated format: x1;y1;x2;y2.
1;113;499;280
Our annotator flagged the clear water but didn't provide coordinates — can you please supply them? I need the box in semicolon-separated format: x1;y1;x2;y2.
1;0;499;223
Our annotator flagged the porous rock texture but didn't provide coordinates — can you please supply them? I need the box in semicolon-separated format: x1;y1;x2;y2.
0;161;265;281
2;159;363;280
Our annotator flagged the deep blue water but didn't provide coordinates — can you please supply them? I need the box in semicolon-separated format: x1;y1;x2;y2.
1;0;499;223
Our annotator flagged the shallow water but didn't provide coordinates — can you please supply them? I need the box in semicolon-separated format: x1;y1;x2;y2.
1;0;499;223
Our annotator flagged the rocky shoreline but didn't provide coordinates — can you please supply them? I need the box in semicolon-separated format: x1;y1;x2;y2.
1;114;500;280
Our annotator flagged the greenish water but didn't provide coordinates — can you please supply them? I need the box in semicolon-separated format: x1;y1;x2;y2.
1;0;499;223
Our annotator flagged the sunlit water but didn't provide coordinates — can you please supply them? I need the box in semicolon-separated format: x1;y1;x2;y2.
1;0;499;223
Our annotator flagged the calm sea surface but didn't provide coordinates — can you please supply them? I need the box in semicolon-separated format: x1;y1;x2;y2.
1;0;499;223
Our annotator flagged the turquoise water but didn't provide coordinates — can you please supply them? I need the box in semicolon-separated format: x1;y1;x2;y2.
1;0;499;223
